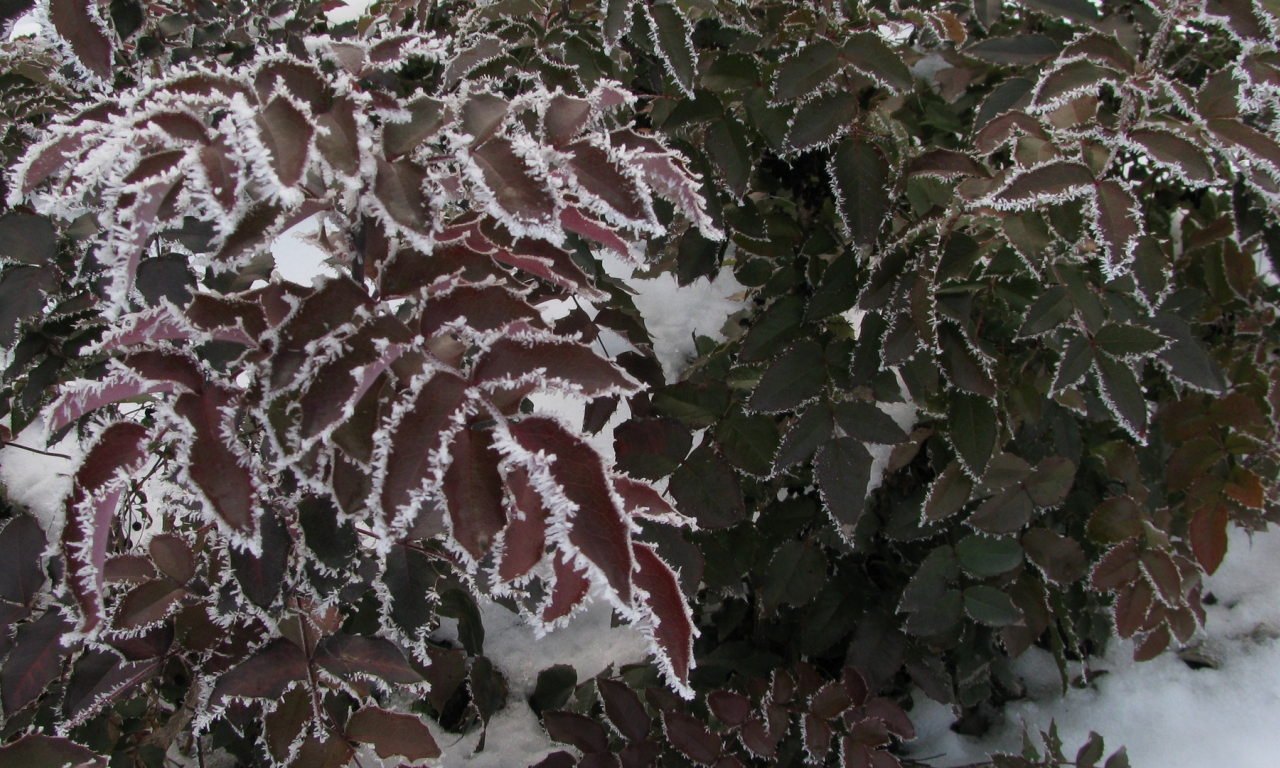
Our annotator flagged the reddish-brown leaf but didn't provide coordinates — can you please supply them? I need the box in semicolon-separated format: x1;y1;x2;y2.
113;579;185;631
804;713;833;762
0;516;45;605
374;158;430;232
1113;580;1154;639
544;709;611;753
210;638;308;703
634;542;694;691
379;371;469;526
863;697;915;739
149;533;194;584
664;710;722;765
174;387;257;535
543;551;591;623
497;466;549;583
0;733;105;767
1091;539;1140;591
264;686;311;764
1190;503;1230;574
49;0;113;80
442;426;508;560
346;706;441;760
291;733;355;768
471;139;556;224
1093;180;1141;266
566;140;649;223
1;611;75;716
313;633;423;686
810;681;853;719
1022;527;1087;584
419;285;544;337
511;417;634;603
472;336;639;397
599;677;652;742
103;554;157;584
708;689;752;727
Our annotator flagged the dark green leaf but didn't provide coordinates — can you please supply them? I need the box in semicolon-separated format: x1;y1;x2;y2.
1018;286;1073;338
784;91;858;152
772;40;842;101
925;460;974;521
1094;353;1148;440
842;33;913;91
964;35;1060;65
750;339;827;413
1053;333;1094;392
739;295;805;362
715;413;781;476
815;436;875;538
669;446;746;529
774;404;835;471
956;535;1024;577
0;214;56;266
830;138;891;250
646;3;697;96
0;264;56;347
1092;323;1167;358
939;323;996;397
705;117;752;198
762;541;827;611
963;585;1022;626
948;393;998;476
833;400;908;444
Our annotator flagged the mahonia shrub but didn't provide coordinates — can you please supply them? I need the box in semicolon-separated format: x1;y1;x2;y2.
0;0;1277;765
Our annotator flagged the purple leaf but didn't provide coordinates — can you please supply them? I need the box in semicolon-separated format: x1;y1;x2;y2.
174;387;258;536
314;633;424;686
48;0;113;80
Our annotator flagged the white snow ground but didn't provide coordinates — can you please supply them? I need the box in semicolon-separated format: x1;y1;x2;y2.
907;525;1280;767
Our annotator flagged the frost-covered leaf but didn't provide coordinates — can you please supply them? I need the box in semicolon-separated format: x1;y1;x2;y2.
1190;503;1229;574
705;117;752;198
472;139;557;224
461;93;509;145
472;335;639;397
668;446;745;529
664;710;722;764
762;540;827;610
112;578;185;631
1094;353;1148;440
543;709;610;754
442;425;507;560
0;733;104;768
543;551;591;623
149;533;194;585
1;611;72;716
1019;286;1073;338
815;437;875;537
174;387;258;536
938;323;996;397
830;138;891;249
1092;181;1141;267
314;633;424;686
383;97;447;158
775;403;835;471
0;516;46;605
0;213;56;266
956;534;1023;577
0;264;57;347
833;401;908;444
374;158;430;232
785;92;859;153
644;3;697;96
510;417;634;603
1092;323;1166;358
948;393;997;477
842;33;913;92
1128;129;1213;184
991;162;1094;207
257;97;312;187
908;149;987;179
49;0;113;80
773;40;843;101
566;140;650;224
211;638;308;703
750;339;827;413
229;510;288;608
962;585;1022;626
925;461;974;521
379;371;469;528
964;34;1060;65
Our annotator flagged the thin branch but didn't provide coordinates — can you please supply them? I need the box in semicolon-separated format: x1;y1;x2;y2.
1;440;72;460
